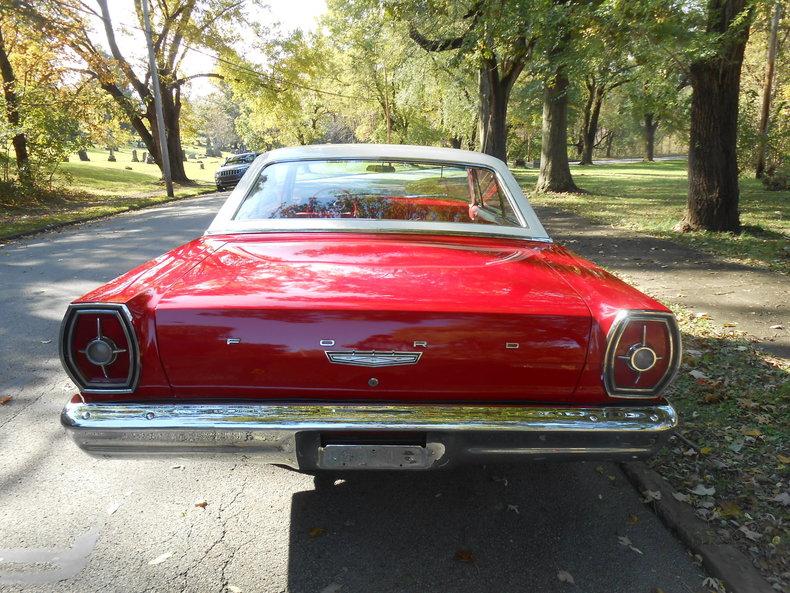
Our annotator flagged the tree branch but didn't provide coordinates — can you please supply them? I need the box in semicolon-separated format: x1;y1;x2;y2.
174;72;224;86
96;0;149;99
408;1;482;53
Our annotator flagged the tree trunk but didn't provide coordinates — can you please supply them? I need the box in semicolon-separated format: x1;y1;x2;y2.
165;84;189;184
679;0;751;233
536;69;579;193
644;113;658;161
605;131;614;158
580;88;604;165
755;1;782;178
478;60;511;162
145;80;190;185
0;27;30;181
579;81;595;165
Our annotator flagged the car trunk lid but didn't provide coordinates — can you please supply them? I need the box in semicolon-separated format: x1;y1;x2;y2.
154;234;592;402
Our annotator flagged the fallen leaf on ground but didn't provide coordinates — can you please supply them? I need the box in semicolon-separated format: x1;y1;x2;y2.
320;584;342;593
454;549;475;563
626;513;640;525
194;499;208;509
772;492;790;506
227;586;243;593
618;535;644;555
309;527;327;539
702;392;723;404
690;484;715;496
40;339;52;344
737;398;760;410
106;501;122;515
557;570;575;584
738;525;762;541
769;324;783;330
700;446;712;455
148;552;172;565
0;396;11;405
722;322;737;327
740;427;762;437
778;454;790;465
689;370;709;380
702;577;726;593
717;501;742;518
672;492;690;503
507;504;519;514
642;490;661;503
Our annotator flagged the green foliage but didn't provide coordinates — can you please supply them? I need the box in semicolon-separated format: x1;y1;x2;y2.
192;87;241;150
0;19;89;183
738;3;789;175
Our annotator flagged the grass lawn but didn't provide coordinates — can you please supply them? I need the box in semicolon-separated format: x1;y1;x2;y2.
0;146;228;240
514;160;789;272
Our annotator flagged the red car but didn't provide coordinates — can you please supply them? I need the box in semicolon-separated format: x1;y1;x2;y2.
60;144;680;471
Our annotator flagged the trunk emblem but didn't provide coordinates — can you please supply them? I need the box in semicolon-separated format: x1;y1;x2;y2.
325;350;422;367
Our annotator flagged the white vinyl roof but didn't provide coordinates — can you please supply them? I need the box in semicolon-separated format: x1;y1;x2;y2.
261;143;508;169
206;144;551;242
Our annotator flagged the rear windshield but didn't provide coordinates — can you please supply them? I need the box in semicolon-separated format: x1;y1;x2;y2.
225;154;256;165
233;159;521;227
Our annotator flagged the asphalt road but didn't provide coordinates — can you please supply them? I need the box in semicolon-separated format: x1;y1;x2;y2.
0;194;707;593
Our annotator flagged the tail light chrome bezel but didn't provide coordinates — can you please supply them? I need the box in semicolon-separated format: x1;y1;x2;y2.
59;303;141;394
603;310;682;399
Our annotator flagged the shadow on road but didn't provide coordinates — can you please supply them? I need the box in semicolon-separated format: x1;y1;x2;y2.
286;463;704;593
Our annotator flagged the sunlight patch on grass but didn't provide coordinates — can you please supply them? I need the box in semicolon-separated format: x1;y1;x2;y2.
515;160;789;271
0;145;224;240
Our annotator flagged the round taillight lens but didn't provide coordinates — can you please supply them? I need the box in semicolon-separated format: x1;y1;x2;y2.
604;311;681;398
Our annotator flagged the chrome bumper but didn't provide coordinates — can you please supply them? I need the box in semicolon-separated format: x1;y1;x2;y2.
61;401;678;469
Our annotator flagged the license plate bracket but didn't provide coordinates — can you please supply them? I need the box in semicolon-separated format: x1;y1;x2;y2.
317;443;431;470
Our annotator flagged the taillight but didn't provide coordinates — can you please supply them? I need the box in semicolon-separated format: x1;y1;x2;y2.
59;303;140;393
603;310;681;398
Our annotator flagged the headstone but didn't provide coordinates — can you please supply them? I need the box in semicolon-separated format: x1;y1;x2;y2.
78;149;90;161
131;149;139;163
146;153;155;164
514;158;526;167
199;162;205;170
141;152;147;163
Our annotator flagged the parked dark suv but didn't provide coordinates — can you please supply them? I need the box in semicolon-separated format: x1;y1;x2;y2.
214;152;260;191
